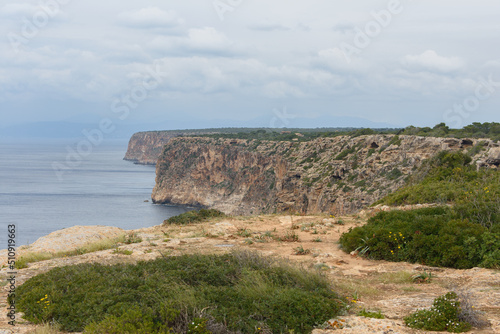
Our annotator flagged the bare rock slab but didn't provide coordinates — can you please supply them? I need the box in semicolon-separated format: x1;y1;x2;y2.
24;225;126;254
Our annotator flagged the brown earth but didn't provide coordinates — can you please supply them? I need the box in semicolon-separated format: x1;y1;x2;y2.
1;211;499;334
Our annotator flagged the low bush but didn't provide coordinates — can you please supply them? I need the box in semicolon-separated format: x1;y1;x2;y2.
164;209;226;225
339;207;499;269
293;245;311;255
111;249;133;255
346;151;499;269
335;147;356;160
358;309;384;319
404;292;472;332
123;232;142;244
14;251;345;333
376;152;499;229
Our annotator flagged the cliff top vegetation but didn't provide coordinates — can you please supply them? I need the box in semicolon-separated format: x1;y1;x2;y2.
192;122;500;142
340;150;500;269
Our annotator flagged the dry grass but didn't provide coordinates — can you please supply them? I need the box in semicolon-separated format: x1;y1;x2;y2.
331;276;380;299
454;288;491;329
15;252;53;269
401;286;422;293
275;231;300;242
16;235;127;269
374;271;414;284
28;322;61;334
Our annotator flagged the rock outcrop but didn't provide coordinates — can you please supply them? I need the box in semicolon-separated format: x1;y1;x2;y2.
24;226;126;254
152;135;499;215
124;130;220;164
124;131;180;165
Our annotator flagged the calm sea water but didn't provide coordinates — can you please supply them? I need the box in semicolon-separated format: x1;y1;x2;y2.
0;139;193;247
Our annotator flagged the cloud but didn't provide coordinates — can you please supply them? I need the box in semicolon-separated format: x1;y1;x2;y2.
403;50;465;73
186;27;232;51
262;81;304;98
0;3;38;18
332;23;356;34
117;7;183;29
1;1;499;128
314;48;369;73
247;23;290;32
149;27;239;57
141;56;353;100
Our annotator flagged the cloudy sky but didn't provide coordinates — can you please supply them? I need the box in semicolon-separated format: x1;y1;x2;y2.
1;0;500;133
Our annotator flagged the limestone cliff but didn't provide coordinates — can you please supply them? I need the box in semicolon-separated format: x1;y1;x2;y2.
124;131;178;165
152;135;499;215
125;129;263;164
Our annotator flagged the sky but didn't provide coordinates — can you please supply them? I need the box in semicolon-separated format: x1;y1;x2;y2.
1;0;500;135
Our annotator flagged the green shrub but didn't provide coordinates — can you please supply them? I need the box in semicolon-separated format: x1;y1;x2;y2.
404;292;472;332
15;251;345;333
164;209;226;225
84;305;177;334
112;249;133;255
293;245;311;255
358;309;384;319
187;318;211;334
342;185;352;193
339;207;498;269
335;146;357;160
123;232;142;244
359;151;499;269
376;151;498;209
385;168;402;180
388;135;401;146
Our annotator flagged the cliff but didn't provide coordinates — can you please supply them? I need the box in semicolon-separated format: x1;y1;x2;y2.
124;131;180;165
124;129;281;164
152;135;499;215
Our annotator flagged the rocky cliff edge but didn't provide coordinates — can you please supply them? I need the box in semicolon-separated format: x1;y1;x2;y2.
152;135;499;215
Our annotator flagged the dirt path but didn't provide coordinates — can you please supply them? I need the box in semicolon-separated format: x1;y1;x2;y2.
1;214;499;333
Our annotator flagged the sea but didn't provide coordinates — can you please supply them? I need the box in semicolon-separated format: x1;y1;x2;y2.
0;139;193;248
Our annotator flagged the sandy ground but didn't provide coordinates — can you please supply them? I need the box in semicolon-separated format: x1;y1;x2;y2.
1;213;499;333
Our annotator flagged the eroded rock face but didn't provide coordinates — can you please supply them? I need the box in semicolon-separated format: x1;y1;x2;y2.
486;147;500;166
152;137;285;215
124;130;220;165
152;135;499;215
124;132;180;165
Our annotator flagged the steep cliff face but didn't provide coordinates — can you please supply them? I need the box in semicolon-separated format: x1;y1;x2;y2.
124;130;222;164
152;135;499;215
124;131;178;165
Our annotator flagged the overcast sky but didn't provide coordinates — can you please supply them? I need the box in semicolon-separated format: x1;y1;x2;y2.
1;0;500;131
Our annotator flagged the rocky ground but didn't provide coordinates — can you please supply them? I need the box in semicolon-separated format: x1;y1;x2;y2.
1;211;499;334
